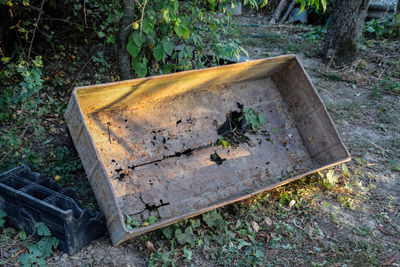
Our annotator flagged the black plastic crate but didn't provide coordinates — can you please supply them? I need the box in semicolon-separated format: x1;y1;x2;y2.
0;165;105;255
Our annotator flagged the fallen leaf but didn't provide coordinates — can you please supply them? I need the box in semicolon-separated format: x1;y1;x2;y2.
145;240;155;252
251;221;259;232
264;217;273;226
12;248;26;258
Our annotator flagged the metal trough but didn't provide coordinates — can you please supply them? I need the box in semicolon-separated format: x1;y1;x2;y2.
65;55;350;245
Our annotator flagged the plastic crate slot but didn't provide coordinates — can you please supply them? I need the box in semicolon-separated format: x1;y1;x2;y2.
0;175;31;190
38;179;63;192
23;185;54;200
14;169;39;182
46;196;82;218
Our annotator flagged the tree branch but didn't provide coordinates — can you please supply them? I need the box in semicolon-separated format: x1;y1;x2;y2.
27;0;45;59
270;0;288;24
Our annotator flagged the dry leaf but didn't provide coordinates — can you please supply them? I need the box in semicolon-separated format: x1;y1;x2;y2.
251;221;259;232
264;217;273;226
145;240;155;252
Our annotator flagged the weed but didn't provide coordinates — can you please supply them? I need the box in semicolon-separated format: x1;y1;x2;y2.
211;222;265;266
369;85;381;99
156;209;266;266
353;226;373;236
182;246;192;262
364;14;400;40
242;108;266;132
125;213;140;231
18;223;59;267
217;137;230;148
149;240;177;267
302;26;326;42
174;226;195;246
42;146;82;183
337;195;355;210
0;56;47;171
202;210;226;230
388;195;396;209
0;211;6;228
279;191;291;205
318;169;339;190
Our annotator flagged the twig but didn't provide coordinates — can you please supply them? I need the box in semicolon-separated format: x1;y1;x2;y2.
67;47;101;92
83;0;88;27
27;0;45;59
378;69;385;79
326;53;336;70
124;20;140;31
139;0;148;35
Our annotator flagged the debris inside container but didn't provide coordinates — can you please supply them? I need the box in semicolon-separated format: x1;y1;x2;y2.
210;152;226;165
84;77;316;227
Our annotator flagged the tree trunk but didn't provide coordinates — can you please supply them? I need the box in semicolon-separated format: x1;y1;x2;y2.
270;0;288;24
323;0;370;65
118;0;135;81
279;0;296;24
397;0;400;13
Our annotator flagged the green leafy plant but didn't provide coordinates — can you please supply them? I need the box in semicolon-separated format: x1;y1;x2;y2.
279;191;291;205
149;240;178;267
217;137;230;148
18;223;59;267
202;210;225;229
0;56;47;172
42;146;82;184
297;0;327;13
364;14;400;39
353;226;373;236
0;210;7;228
243;0;268;9
143;215;158;226
125;213;140;231
157;212;266;266
209;222;265;266
302;26;327;42
182;246;193;262
125;0;247;77
174;226;195;246
242;108;266;132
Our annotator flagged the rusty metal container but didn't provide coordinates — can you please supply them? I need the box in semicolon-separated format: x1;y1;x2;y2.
65;55;350;245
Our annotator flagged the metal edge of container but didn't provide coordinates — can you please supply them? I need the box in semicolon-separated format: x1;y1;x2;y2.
65;54;351;245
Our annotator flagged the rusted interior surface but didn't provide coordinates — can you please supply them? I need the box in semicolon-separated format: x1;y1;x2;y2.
85;77;316;224
66;55;350;245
